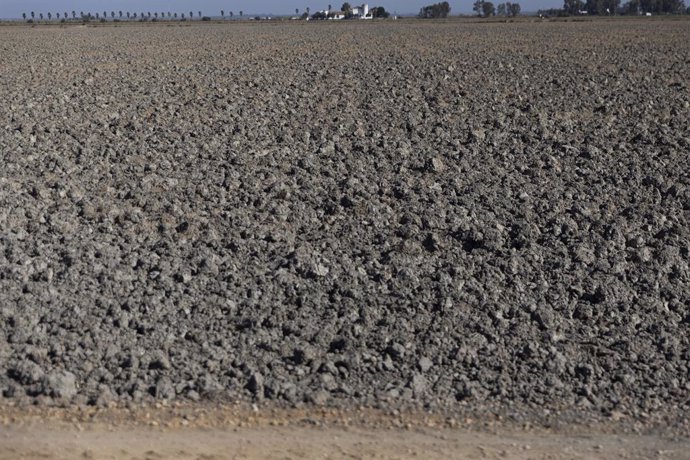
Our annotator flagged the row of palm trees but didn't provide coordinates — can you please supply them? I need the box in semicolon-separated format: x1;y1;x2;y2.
21;8;336;22
21;10;251;22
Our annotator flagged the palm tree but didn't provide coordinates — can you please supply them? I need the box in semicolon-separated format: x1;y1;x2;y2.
39;13;43;20
168;12;172;18
306;7;311;15
111;11;115;19
72;11;76;19
64;12;68;20
240;10;243;17
154;12;158;19
296;8;300;15
22;12;26;20
221;9;225;18
181;13;185;19
95;13;99;19
126;12;130;19
161;12;165;19
198;11;202;18
328;4;332;12
174;12;178;18
47;12;51;20
119;11;122;19
30;11;34;19
230;11;234;18
189;11;193;19
104;11;107;19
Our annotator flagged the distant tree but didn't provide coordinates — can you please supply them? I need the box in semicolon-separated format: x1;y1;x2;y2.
181;13;185;19
585;0;603;13
119;11;122;18
328;4;332;11
240;10;244;17
148;12;151;18
95;12;99;19
22;12;26;20
103;11;107;19
64;12;68;19
154;12;158;19
497;3;507;14
127;12;130;19
230;11;234;18
190;11;193;18
31;11;35;19
198;11;202;18
473;0;484;15
168;12;172;18
640;0;654;12
371;6;390;17
39;13;43;20
343;3;355;17
419;1;451;17
221;9;225;18
47;12;51;20
538;7;568;14
564;0;585;14
622;0;636;12
509;2;522;14
658;0;685;13
174;12;178;18
72;11;76;19
56;12;60;19
482;1;496;15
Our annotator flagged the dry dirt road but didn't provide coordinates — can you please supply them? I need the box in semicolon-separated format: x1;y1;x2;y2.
1;405;689;459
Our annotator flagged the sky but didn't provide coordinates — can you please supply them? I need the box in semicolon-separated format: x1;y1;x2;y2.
1;0;561;19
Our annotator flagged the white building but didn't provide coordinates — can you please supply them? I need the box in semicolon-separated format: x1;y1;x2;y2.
320;4;372;20
351;4;373;18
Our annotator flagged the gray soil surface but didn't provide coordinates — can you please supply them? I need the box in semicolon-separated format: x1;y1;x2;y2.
1;19;689;436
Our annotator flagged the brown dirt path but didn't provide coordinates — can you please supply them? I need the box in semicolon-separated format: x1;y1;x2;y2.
1;405;688;459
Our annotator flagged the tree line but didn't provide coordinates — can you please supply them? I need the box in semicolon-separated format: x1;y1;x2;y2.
418;2;452;18
21;10;251;23
548;0;687;15
472;1;522;16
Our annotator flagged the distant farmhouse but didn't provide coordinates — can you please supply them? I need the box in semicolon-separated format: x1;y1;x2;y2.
318;4;374;19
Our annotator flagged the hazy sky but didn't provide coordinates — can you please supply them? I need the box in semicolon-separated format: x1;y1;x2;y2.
2;0;561;18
